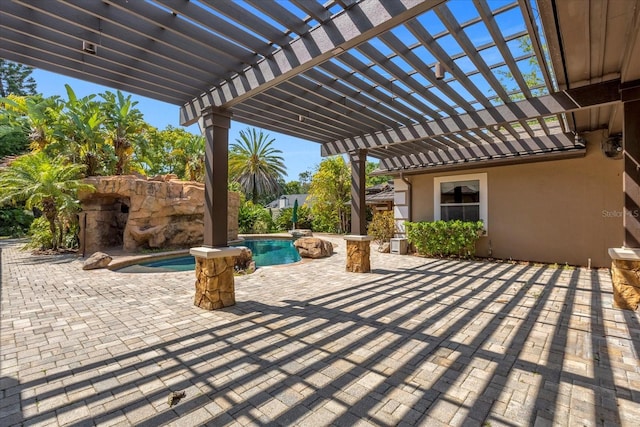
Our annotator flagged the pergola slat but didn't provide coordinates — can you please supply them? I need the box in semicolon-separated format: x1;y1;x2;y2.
180;0;447;125
1;0;630;175
321;79;622;156
377;132;578;168
5;0;227;92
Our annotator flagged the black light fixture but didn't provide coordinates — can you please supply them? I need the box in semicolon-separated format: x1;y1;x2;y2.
601;134;622;159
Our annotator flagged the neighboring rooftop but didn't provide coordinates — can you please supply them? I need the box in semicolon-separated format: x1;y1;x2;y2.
265;194;309;209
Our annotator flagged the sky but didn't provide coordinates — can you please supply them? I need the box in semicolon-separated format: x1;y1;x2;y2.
31;69;324;180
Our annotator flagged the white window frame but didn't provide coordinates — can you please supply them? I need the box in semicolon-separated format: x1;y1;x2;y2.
434;172;488;233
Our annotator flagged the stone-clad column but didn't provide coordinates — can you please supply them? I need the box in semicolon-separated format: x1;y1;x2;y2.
345;235;371;273
610;89;640;310
191;247;242;310
345;150;372;272
193;108;238;310
350;149;367;236
199;108;232;247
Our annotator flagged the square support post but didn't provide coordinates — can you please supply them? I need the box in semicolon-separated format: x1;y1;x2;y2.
345;149;372;272
193;109;237;310
610;93;640;311
198;108;232;247
623;99;640;248
350;149;367;236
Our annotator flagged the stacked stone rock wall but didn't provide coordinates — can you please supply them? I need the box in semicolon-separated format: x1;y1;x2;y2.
346;240;371;273
79;175;239;253
611;259;640;310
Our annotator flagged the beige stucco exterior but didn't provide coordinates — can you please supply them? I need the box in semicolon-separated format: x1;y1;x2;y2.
399;131;623;267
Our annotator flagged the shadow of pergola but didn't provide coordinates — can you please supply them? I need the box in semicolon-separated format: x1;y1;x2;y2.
3;257;638;426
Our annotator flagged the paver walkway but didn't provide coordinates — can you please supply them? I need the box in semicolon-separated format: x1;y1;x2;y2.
1;236;639;426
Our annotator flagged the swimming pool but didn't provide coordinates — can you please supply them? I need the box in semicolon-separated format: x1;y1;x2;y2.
116;239;301;273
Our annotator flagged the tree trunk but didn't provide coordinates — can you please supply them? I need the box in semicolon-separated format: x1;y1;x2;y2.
57;217;64;249
42;197;58;250
252;175;258;204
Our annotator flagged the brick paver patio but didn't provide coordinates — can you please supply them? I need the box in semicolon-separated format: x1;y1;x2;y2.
1;236;639;426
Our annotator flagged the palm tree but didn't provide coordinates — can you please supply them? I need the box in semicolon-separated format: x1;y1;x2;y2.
100;90;147;175
229;128;287;203
54;85;110;176
0;152;93;249
0;94;62;151
183;134;205;182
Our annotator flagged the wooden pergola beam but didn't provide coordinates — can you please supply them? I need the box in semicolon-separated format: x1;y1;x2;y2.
179;0;446;125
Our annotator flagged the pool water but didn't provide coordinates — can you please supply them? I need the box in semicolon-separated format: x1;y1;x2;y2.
239;239;301;267
126;239;301;272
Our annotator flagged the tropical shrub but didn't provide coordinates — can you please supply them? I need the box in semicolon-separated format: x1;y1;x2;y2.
24;214;81;250
238;201;274;234
0;152;93;249
309;156;350;233
24;217;53;250
274;205;313;231
368;211;396;245
405;220;485;258
0;207;33;237
0;124;28;157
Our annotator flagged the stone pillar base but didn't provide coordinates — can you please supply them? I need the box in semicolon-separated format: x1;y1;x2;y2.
190;247;242;310
345;235;373;273
609;248;640;311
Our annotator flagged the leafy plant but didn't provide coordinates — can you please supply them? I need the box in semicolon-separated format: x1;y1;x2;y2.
238;201;274;234
309;156;350;233
0;207;33;237
0;124;28;157
274;205;313;231
368;211;396;245
100;90;147;175
24;211;80;250
24;217;53;250
405;220;485;258
0;152;93;249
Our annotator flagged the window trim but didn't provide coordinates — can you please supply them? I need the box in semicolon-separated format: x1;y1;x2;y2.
434;172;488;232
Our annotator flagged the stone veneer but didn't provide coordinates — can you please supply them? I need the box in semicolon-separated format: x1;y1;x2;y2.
345;236;372;273
191;247;242;310
609;248;640;311
79;175;239;253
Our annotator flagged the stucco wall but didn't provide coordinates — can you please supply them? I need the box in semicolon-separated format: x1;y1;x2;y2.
402;131;623;267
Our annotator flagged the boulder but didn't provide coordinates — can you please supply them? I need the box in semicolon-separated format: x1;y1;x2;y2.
83;252;112;270
234;246;255;274
290;229;313;238
294;237;333;259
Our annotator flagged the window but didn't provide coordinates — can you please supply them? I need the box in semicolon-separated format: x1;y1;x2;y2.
434;173;488;231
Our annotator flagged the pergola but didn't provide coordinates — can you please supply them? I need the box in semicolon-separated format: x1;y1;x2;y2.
2;0;640;251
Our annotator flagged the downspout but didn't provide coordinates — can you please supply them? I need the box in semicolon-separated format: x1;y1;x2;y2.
400;172;412;223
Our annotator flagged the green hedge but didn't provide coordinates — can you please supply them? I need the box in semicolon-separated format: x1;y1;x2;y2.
0;207;33;237
274;205;313;231
405;220;484;258
238;202;274;234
